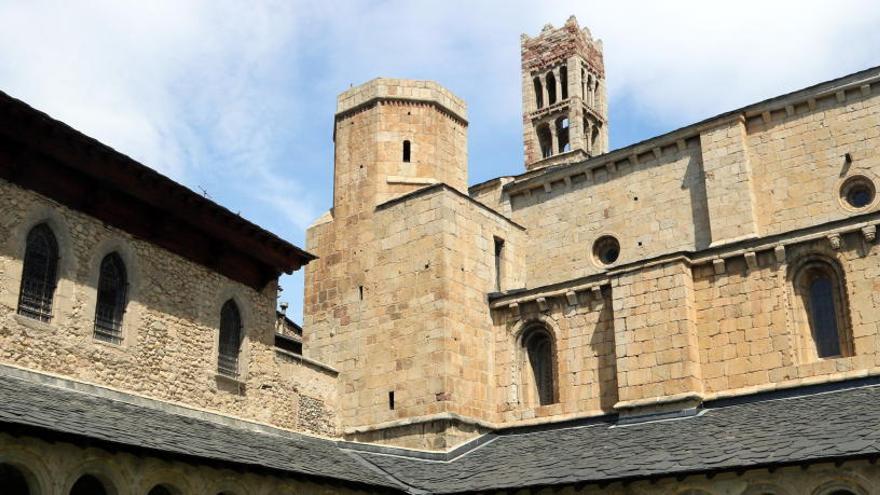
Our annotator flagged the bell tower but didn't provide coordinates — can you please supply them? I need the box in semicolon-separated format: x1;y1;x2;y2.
521;16;608;171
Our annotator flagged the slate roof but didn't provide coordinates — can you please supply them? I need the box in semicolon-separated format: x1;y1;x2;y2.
1;368;879;494
0;371;403;492
353;381;880;493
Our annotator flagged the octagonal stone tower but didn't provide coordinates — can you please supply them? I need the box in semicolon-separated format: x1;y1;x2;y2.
521;15;608;171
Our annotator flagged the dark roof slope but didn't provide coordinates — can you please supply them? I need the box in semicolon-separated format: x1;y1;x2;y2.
0;90;314;289
2;366;879;494
352;381;880;493
0;371;402;492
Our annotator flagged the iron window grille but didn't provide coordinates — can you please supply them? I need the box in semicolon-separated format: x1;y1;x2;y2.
93;253;127;344
17;224;59;322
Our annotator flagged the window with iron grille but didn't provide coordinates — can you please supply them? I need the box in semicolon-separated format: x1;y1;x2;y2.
93;253;127;344
218;300;243;377
17;224;59;322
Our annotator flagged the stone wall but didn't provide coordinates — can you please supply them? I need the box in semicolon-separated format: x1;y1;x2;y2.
0;179;338;436
310;185;524;449
749;84;880;236
509;140;707;289
493;286;617;423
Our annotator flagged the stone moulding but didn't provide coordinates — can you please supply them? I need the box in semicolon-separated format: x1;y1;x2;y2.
488;213;880;314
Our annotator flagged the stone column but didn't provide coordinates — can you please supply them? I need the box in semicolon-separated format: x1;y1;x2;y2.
553;67;562;104
549;121;559;156
699;115;760;246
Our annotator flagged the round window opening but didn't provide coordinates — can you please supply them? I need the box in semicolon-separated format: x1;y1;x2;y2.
840;176;876;210
593;236;620;265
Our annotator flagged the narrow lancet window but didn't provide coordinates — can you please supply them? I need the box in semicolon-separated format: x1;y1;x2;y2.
794;258;851;359
17;224;59;322
94;253;127;343
546;72;557;105
493;237;505;291
809;273;841;357
537;123;552;159
533;77;544;109
218;299;243;377
523;327;555;406
559;65;568;100
403;140;411;163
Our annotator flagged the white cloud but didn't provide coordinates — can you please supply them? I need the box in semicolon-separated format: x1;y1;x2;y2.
2;0;878;317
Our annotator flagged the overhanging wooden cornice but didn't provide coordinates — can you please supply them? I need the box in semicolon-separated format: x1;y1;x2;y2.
0;90;315;290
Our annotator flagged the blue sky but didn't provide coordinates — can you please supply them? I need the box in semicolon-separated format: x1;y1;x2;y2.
2;1;880;322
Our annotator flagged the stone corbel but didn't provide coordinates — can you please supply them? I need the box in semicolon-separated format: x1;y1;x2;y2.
827;233;842;250
712;258;726;275
565;291;578;306
774;245;786;266
543;182;552;193
744;251;758;271
861;84;872;96
862;225;876;243
536;297;549;312
509;302;520;318
676;139;687;152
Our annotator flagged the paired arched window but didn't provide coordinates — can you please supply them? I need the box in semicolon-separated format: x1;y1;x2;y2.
17;223;59;322
218;299;243;377
522;326;556;406
555;117;570;153
93;253;128;343
793;258;851;359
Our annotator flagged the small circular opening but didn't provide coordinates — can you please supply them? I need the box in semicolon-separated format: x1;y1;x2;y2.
593;236;620;266
840;176;876;210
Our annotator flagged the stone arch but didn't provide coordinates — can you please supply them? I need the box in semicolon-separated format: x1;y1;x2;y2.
788;253;853;362
3;205;77;324
742;483;794;495
209;286;256;381
135;463;194;495
811;477;870;495
84;237;143;346
513;316;562;407
537;123;552;159
546;71;557;105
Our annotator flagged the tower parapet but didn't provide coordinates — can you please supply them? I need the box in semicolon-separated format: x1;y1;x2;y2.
521;16;608;171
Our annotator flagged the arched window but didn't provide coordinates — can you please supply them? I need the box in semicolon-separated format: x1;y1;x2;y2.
94;253;127;343
522;326;556;406
555;117;570;153
70;475;108;495
0;464;31;495
218;300;243;377
559;65;568;100
546;72;557;105
793;258;851;359
537;123;552;159
533;77;544;109
591;124;600;151
402;140;411;163
17;223;59;322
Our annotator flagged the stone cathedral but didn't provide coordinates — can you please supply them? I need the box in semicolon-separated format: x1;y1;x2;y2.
0;15;879;495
